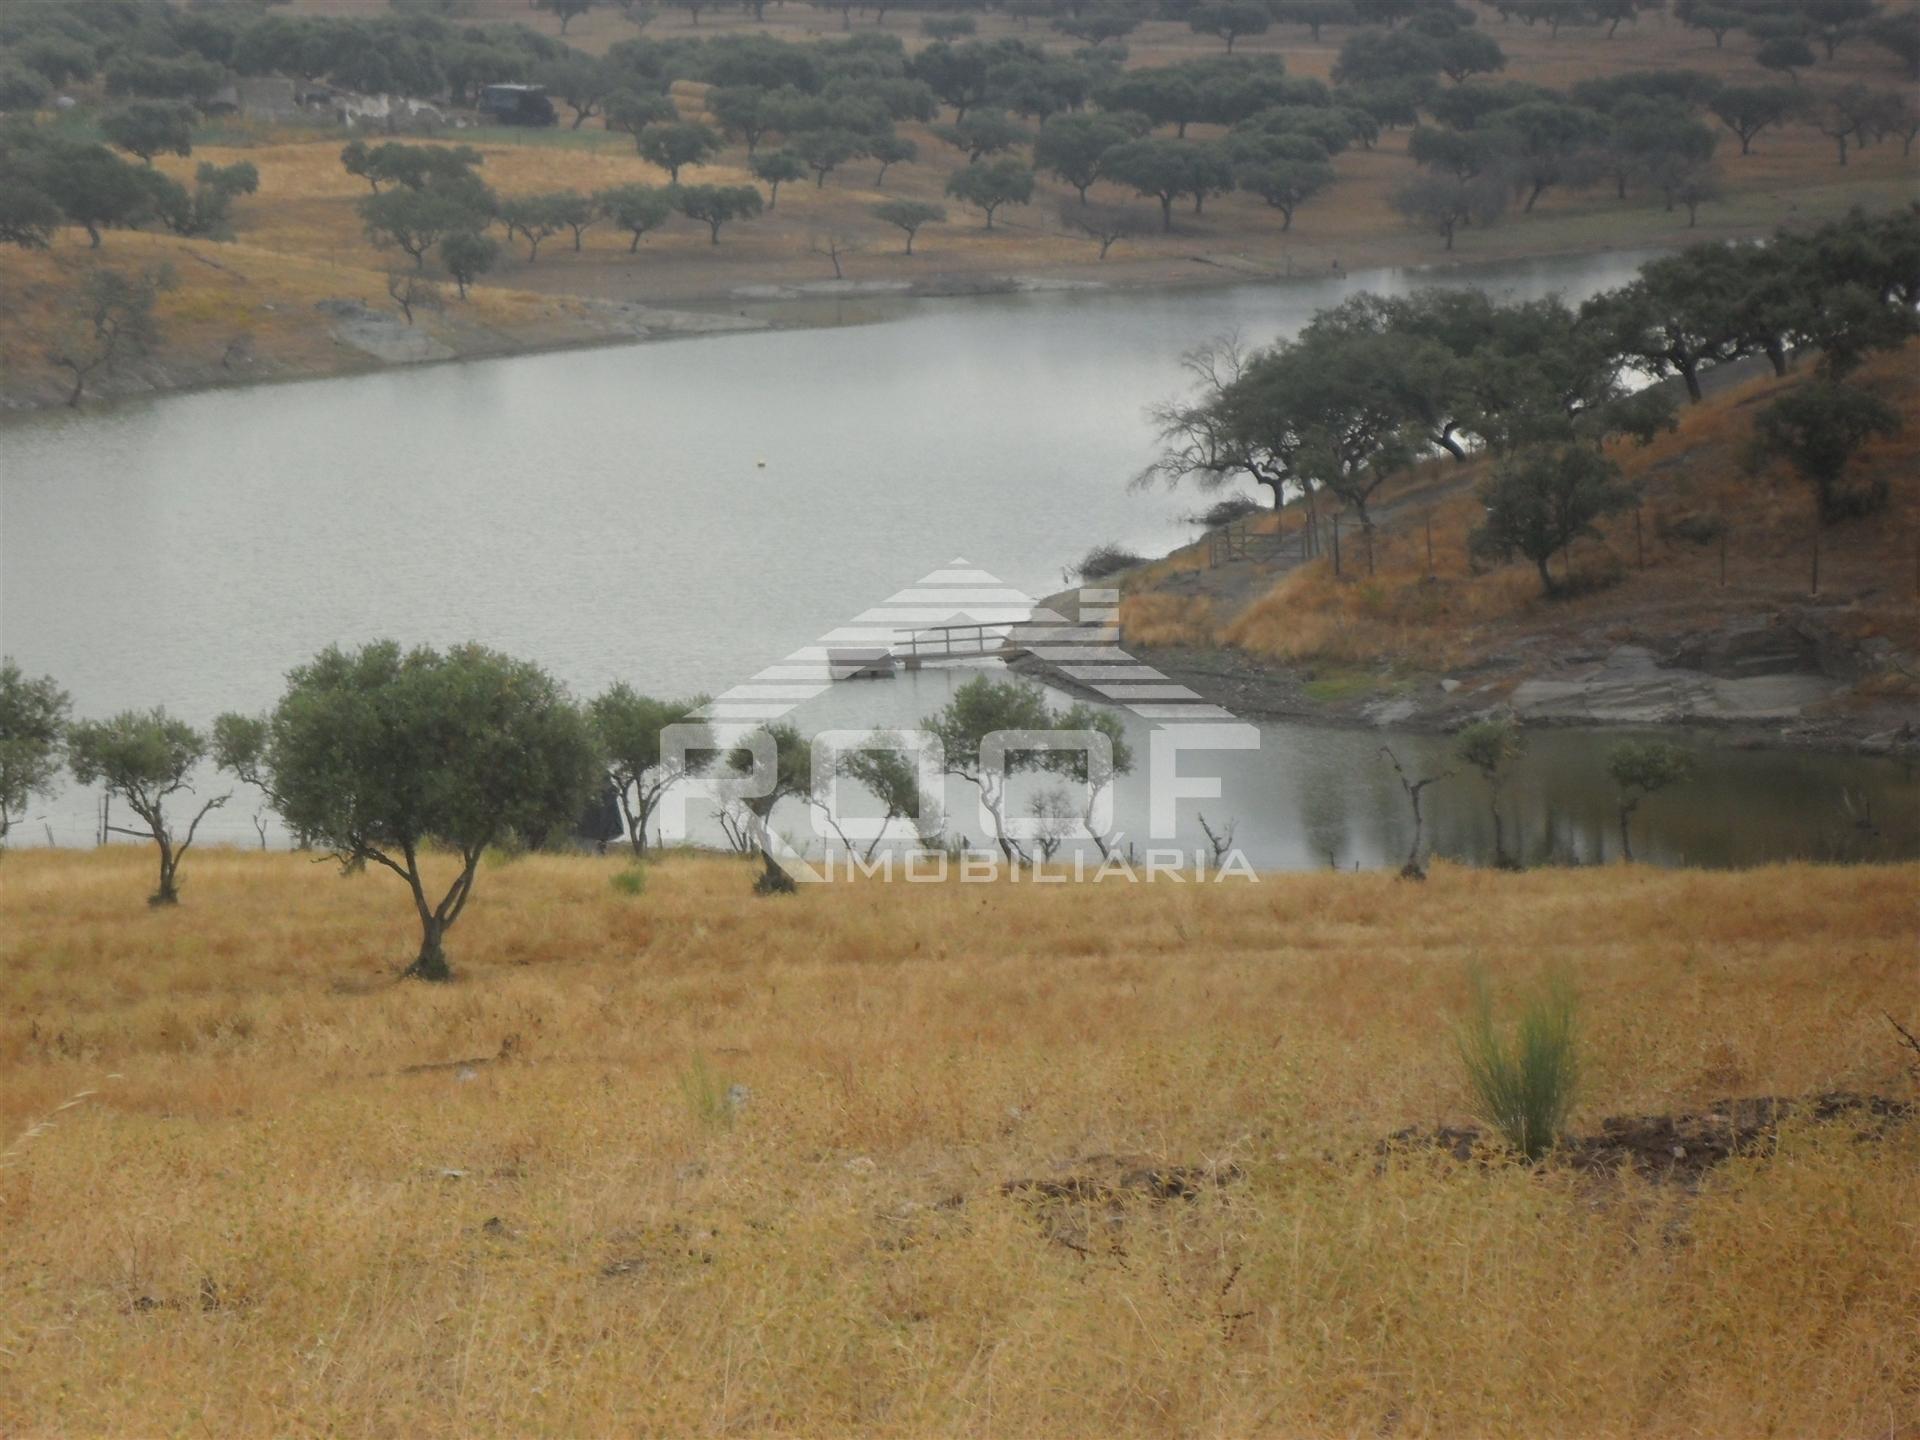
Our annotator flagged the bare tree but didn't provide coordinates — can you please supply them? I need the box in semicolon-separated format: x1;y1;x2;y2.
46;264;175;406
1197;812;1237;867
386;270;444;326
1380;746;1450;880
1062;202;1139;261
808;230;863;279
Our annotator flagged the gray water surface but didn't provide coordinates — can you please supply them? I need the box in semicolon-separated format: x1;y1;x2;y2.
3;251;1912;864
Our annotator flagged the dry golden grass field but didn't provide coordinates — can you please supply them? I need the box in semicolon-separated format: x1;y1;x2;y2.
1;847;1916;1436
2;1;1915;404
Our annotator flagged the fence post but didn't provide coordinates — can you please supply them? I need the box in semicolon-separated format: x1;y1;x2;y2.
1332;515;1342;578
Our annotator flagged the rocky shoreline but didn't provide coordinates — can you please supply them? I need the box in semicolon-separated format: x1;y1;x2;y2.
1013;590;1920;758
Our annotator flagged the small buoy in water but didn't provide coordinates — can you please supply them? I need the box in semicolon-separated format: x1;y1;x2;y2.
756;459;767;468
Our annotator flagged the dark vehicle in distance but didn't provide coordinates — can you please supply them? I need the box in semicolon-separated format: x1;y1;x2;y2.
478;84;557;127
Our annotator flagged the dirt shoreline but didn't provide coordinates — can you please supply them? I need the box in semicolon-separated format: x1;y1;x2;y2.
0;226;1719;416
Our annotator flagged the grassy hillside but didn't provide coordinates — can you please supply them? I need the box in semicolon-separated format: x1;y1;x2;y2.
1;848;1915;1434
1117;343;1920;712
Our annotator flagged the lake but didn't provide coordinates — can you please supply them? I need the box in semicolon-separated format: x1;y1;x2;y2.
2;250;1913;865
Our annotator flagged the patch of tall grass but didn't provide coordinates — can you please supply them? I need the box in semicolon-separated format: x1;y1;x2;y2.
1455;964;1580;1163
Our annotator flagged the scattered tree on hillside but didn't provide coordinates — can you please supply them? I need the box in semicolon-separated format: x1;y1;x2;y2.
0;660;70;853
932;108;1026;163
1065;201;1141;260
1098;138;1232;231
385;270;445;325
871;199;945;254
671;183;763;243
535;53;616;129
438;229;499;298
605;90;678;151
1034;112;1136;204
792;126;866;187
944;157;1035;229
1389;171;1506;250
499;192;574;261
638;122;719;183
1469;444;1634;595
360;187;491;268
46;263;174;406
1708;84;1800;155
31;143;151;248
225;641;599;980
68;709;227;905
1231;134;1336;230
751;150;806;208
1754;34;1816;82
597;182;673;250
100;100;194;164
1437;29;1506;83
1189;1;1272;53
868;133;918;186
1748;379;1901;524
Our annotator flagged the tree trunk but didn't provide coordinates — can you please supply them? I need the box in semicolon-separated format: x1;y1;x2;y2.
1617;804;1634;862
1765;339;1787;376
408;919;450;981
1159;196;1173;231
1679;360;1703;404
1536;553;1558;595
151;838;180;906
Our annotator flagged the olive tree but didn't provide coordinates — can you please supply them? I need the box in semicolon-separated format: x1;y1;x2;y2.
922;677;1128;861
588;685;710;857
1605;739;1693;861
924;676;1053;861
46;264;175;407
68;709;227;905
229;641;599;980
100;100;195;164
597;183;673;250
638;122;719;183
0;659;71;852
1455;717;1525;869
945;157;1035;229
1470;444;1634;595
871;199;945;254
438;230;499;298
751;150;806;208
671;183;763;243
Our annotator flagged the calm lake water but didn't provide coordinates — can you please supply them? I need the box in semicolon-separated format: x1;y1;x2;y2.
2;251;1913;865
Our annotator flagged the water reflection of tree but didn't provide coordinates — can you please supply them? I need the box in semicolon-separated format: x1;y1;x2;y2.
1297;757;1355;870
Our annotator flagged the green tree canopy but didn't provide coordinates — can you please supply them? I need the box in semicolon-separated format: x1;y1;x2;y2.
0;659;71;851
69;708;227;906
231;641;599;980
